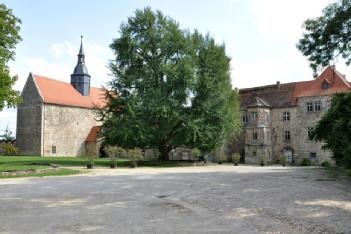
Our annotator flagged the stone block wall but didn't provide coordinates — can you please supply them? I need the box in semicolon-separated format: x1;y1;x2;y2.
42;104;100;156
16;75;43;155
295;96;333;164
270;107;297;162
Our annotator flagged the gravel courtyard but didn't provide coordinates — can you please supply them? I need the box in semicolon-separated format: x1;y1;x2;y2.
0;165;351;234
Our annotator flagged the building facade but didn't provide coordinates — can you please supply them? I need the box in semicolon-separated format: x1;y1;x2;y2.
16;38;105;156
238;66;351;164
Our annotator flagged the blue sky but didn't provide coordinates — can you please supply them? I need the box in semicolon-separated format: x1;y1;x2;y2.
1;0;344;134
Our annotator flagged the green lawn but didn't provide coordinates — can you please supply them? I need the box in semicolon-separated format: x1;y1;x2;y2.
0;164;49;172
0;156;197;168
0;156;130;167
0;168;81;179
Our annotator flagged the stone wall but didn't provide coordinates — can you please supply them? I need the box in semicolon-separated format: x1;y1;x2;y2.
270;107;297;162
16;75;43;155
242;107;273;163
42;104;100;156
295;95;333;164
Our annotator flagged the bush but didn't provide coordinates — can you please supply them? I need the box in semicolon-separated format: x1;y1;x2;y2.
259;154;268;166
232;153;240;165
2;142;19;155
105;146;126;168
213;149;227;163
127;148;143;167
321;161;331;168
191;148;201;160
280;155;287;166
300;158;312;166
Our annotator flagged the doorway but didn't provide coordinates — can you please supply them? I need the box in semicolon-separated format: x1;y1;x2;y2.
283;148;293;163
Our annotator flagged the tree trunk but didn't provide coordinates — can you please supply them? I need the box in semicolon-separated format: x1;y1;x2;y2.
159;141;172;161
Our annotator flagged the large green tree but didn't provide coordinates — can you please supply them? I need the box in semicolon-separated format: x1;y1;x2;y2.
297;0;351;72
310;93;351;168
0;4;22;110
100;8;241;160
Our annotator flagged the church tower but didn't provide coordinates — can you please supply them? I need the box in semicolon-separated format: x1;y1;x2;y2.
71;36;91;96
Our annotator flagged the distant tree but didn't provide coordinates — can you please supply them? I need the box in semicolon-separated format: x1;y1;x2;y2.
297;0;351;73
310;93;351;168
0;4;22;110
99;8;241;160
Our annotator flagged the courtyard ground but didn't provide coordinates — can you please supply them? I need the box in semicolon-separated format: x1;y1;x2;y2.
0;165;350;233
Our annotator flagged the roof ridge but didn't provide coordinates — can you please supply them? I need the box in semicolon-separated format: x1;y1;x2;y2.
32;74;102;90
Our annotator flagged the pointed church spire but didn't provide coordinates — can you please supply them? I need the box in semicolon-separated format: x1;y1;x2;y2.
71;36;91;96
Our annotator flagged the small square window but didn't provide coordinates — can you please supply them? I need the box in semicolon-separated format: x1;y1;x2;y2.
306;102;314;112
284;131;290;141
252;131;258;141
314;101;321;111
283;112;290;121
310;152;317;159
52;145;57;154
242;115;248;124
251;112;257;121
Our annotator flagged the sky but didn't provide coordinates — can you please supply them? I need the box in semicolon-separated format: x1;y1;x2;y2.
1;0;347;135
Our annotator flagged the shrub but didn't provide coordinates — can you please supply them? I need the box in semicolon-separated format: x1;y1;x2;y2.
191;148;201;160
213;149;227;163
127;148;143;167
2;142;19;155
300;158;312;166
259;154;268;166
232;153;240;165
280;155;287;166
105;146;126;168
321;161;331;168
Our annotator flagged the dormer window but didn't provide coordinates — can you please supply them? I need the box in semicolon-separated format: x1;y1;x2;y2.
322;80;330;90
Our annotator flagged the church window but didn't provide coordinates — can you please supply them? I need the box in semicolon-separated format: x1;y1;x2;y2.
314;101;321;111
252;131;258;141
253;151;257;157
251;112;257;121
52;145;57;154
306;102;314;112
284;131;290;141
283;112;290;121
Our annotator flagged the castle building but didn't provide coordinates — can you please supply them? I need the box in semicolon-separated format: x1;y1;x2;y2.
16;37;105;156
237;66;351;164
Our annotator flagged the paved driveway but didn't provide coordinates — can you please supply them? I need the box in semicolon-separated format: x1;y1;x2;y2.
0;165;351;233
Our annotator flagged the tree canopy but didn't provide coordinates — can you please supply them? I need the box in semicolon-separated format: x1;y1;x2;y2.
100;8;241;160
297;0;351;73
0;4;22;110
310;93;351;168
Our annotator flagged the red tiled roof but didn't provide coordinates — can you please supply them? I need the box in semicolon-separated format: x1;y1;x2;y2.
293;66;351;98
86;126;101;142
240;66;351;108
33;74;106;108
